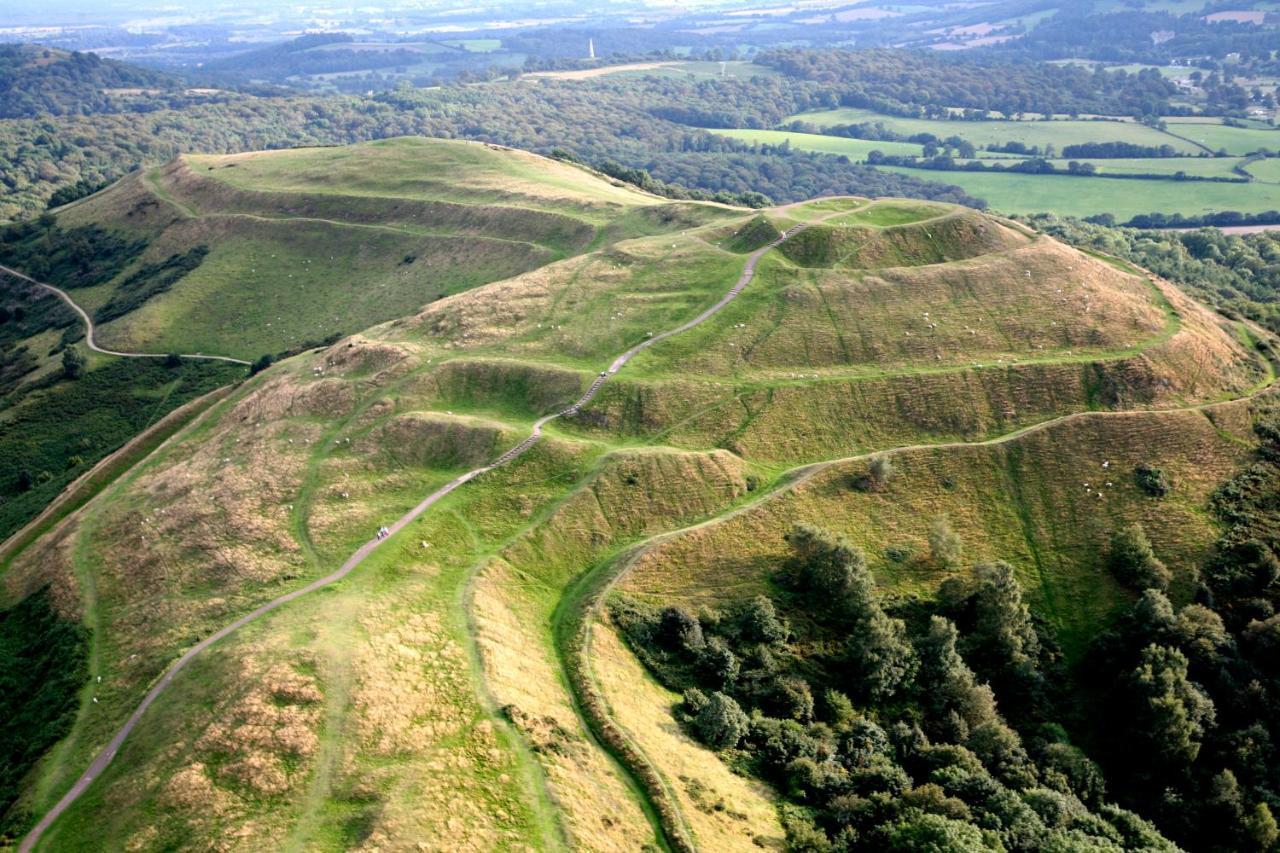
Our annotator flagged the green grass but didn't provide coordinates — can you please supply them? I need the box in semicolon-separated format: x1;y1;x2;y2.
707;127;923;159
788;107;1205;154
442;38;502;52
828;199;953;226
1045;156;1249;178
8;169;1276;852
878;165;1280;219
1164;119;1280;155
1246;157;1280;183
190;138;657;221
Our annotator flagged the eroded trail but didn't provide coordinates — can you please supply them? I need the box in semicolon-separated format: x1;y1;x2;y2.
0;263;250;365
17;222;808;852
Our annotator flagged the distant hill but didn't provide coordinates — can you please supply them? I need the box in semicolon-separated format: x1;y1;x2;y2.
0;44;188;118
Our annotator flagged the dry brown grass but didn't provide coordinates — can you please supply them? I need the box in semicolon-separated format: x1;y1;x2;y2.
591;620;785;850
471;448;752;849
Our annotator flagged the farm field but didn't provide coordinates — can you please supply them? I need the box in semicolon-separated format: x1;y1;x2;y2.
706;127;925;158
787;106;1206;153
707;126;1256;178
878;164;1280;219
1165;118;1280;155
4;141;1277;853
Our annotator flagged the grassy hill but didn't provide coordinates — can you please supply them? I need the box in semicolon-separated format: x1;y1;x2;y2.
38;137;687;362
2;144;1276;851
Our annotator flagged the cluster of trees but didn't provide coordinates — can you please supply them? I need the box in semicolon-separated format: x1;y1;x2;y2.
620;416;1280;851
0;71;990;221
1123;210;1280;229
867;149;1246;184
1024;214;1280;334
93;246;209;324
1080;419;1280;850
0;215;146;290
615;524;1179;851
0;43;213;120
1004;7;1278;109
1060;141;1182;159
0;587;89;840
755;48;1181;118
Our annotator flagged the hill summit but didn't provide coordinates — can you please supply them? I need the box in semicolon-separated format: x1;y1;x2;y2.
2;138;1276;851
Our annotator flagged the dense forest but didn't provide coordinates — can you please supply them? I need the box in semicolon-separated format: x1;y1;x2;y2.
0;44;194;119
0;71;994;221
616;414;1280;851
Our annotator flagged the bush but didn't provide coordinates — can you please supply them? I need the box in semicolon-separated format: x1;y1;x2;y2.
658;606;705;653
739;595;788;644
1108;524;1172;591
1134;464;1171;497
60;346;85;379
929;516;963;568
694;691;749;749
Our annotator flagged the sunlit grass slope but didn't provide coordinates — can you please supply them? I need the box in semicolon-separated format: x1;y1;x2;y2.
3;156;1275;852
49;137;708;361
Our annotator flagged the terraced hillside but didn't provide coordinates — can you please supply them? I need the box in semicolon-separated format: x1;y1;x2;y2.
2;145;1277;852
41;137;688;361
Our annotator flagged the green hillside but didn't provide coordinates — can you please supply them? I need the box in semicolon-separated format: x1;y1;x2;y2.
2;143;1277;852
17;137;697;362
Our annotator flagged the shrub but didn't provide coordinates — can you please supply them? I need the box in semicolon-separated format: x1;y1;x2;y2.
694;691;749;749
658;606;705;653
1108;524;1172;591
929;516;963;568
696;637;740;689
1134;463;1171;497
60;346;85;379
739;595;788;644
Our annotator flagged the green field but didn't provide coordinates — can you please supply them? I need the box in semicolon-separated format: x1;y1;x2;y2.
879;164;1280;219
708;126;1253;178
788;107;1205;154
708;127;924;158
1247;157;1280;183
1165;119;1280;155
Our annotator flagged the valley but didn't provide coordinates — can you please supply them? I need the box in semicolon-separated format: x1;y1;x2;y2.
3;138;1278;850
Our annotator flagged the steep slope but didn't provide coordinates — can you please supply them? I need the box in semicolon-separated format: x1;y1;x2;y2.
1;158;1275;852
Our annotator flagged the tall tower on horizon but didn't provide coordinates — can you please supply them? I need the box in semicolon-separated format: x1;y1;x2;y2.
588;38;595;60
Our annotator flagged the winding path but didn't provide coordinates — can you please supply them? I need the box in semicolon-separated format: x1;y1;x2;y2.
17;223;808;851
0;263;250;366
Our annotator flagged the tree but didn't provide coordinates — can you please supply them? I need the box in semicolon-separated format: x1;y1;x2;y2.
1246;802;1279;852
1130;644;1215;769
657;606;704;653
164;352;182;367
929;516;963;569
697;636;740;689
694;691;749;749
785;523;866;608
250;353;273;375
884;811;988;852
970;561;1040;672
916;616;997;738
739;595;788;644
849;608;918;702
60;346;85;379
1108;524;1171;591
